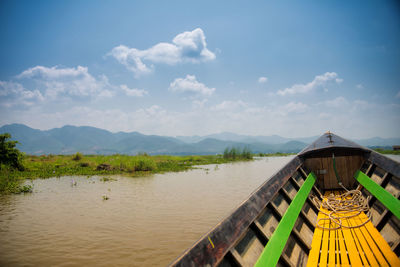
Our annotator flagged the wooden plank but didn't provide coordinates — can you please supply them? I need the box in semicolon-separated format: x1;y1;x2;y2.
304;158;323;189
343;214;369;266
322;157;331;189
336;228;350;266
230;248;246;267
318;211;329;267
346;213;379;266
335;229;339;266
306;206;324;266
365;162;374;176
318;192;333;267
352;214;389;266
355;170;400;219
322;201;363;266
328;218;336;267
358;212;400;266
308;188;399;267
254;172;316;267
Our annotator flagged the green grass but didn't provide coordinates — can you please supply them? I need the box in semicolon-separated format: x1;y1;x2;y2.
373;148;400;155
0;153;253;194
257;152;296;157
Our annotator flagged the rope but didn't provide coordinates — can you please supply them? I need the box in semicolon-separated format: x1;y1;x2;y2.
312;153;371;230
312;190;371;230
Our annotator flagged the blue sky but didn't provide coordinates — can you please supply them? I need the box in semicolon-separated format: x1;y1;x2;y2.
1;0;399;138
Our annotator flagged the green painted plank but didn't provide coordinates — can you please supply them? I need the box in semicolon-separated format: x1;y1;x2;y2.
254;172;316;267
355;170;400;220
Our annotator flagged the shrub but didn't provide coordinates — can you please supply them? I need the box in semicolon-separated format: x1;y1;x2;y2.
223;146;253;160
134;157;157;171
72;152;83;161
0;133;24;170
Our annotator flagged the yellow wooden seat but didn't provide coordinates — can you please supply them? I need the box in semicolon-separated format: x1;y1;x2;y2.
307;191;400;266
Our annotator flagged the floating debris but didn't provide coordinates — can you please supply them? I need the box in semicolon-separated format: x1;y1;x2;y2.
100;177;116;182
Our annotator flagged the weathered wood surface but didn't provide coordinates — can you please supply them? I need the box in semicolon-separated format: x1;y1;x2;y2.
368;150;400;178
169;156;303;267
304;154;363;190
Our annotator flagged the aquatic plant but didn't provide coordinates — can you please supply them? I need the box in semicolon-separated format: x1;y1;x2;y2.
100;177;116;182
18;184;33;193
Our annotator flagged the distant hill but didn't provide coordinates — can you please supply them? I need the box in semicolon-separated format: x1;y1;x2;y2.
0;124;399;155
176;132;319;144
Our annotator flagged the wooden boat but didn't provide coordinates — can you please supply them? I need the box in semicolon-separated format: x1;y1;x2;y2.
169;132;400;266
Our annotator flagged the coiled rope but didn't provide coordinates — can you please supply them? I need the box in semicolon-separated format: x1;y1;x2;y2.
311;153;371;230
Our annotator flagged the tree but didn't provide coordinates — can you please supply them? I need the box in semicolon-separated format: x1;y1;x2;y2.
0;133;24;170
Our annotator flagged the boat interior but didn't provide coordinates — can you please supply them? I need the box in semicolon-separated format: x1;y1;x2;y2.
170;133;400;267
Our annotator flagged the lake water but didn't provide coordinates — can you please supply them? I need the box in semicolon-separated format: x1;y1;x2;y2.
0;157;294;267
385;154;400;162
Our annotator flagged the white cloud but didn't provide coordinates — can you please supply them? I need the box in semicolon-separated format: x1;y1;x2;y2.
0;81;44;107
109;28;215;77
212;100;247;111
318;96;349;108
169;75;215;96
283;102;308;113
396;91;400;98
17;65;113;99
353;100;369;110
258;77;268;83
318;112;331;119
357;84;364;89
120;84;148;97
277;72;342;96
0;80;24;96
192;99;208;109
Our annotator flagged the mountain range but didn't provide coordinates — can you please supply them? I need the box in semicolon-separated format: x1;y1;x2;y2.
1;124;399;155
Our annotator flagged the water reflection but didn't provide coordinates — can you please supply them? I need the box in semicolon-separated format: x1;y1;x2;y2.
0;157;293;266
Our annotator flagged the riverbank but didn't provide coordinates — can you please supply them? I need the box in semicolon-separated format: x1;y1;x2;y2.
0;153;254;194
373;148;400;155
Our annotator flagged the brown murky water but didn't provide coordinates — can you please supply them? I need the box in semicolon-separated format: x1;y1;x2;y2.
0;157;293;266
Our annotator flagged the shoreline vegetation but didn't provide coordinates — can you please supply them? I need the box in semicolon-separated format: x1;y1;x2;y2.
1;153;234;194
1;132;398;194
0;151;297;195
1;144;275;194
373;148;400;155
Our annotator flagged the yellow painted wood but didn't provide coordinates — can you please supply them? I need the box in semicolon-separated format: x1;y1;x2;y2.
335;229;340;265
337;228;350;266
319;211;330;267
328;219;336;267
358;213;400;266
306;210;324;266
307;191;399;266
352;214;389;266
338;211;364;265
347;214;379;266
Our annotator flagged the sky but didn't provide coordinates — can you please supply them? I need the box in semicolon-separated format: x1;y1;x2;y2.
1;0;399;139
